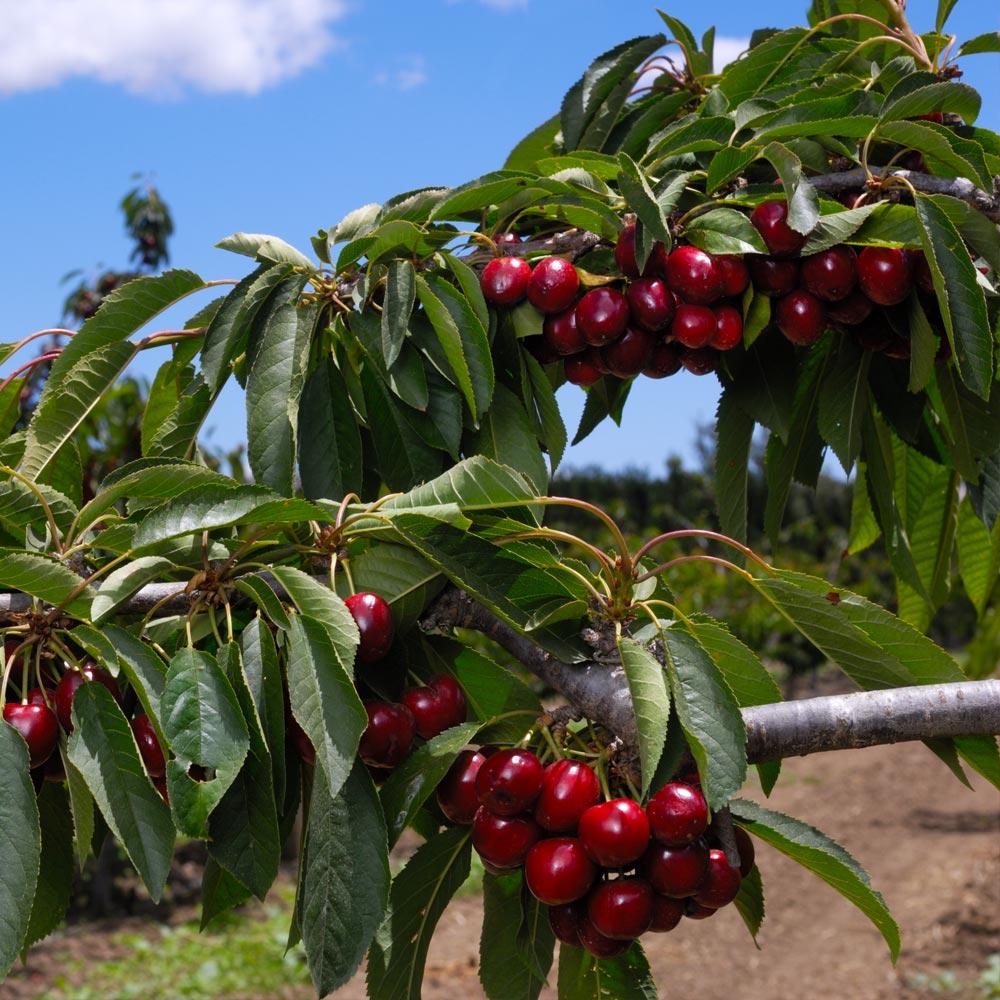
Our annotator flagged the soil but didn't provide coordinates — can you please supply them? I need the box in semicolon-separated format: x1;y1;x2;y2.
4;739;998;1000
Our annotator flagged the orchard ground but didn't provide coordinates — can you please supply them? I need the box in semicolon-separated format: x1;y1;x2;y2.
4;738;996;1000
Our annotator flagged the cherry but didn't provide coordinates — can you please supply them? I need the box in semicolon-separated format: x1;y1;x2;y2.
883;334;912;360
525;837;597;905
650;895;685;933
154;776;169;802
524;335;559;365
671;304;716;349
776;290;827;346
626;277;675;331
683;899;717;920
587;878;654;940
578;798;650;867
534;759;601;833
495;231;522;246
601;327;655;378
710;305;743;351
429;675;466;729
480;257;531;307
41;749;66;784
750;200;806;256
471;807;541;870
647;781;709;846
131;713;166;779
716;254;750;297
641;841;709;898
527;257;579;314
402;685;452;741
853;320;892;353
664;246;724;304
576;288;629;346
827;290;873;326
748;256;799;296
643;343;683;379
918;111;945;124
577;916;631;959
801;245;857;302
3;702;59;768
345;592;394;663
548;902;584;946
856;246;913;305
733;826;755;878
585;348;611;375
287;709;316;765
680;348;719;375
54;664;122;732
358;700;415;768
543;308;585;356
476;748;544;816
614;224;667;278
841;192;866;209
436;749;486;824
564;355;603;386
692;848;742;909
909;250;935;293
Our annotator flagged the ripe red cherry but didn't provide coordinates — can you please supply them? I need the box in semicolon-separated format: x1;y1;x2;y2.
680;348;719;376
564;355;603;386
693;848;742;909
601;327;655;378
910;250;934;293
471;807;541;870
748;256;799;296
626;277;675;331
801;246;857;302
358;700;415;768
54;664;122;732
647;782;709;846
525;837;596;905
577;916;630;958
750;200;806;256
711;305;743;351
827;290;873;326
614;224;668;278
853;320;892;353
664;246;724;304
286;708;316;764
130;713;166;779
650;895;685;932
857;246;913;305
643;344;682;379
524;335;558;365
684;899;717;919
543;308;585;356
436;749;486;824
733;826;755;878
475;748;544;816
716;254;750;297
41;749;66;783
534;759;601;833
548;902;584;946
578;798;650;867
495;231;521;246
480;257;531;307
576;288;629;346
345;592;394;663
3;702;59;768
918;111;945;124
401;685;452;741
776;290;826;346
527;257;579;314
671;304;716;349
883;335;912;360
641;841;709;897
587;878;654;940
429;675;466;729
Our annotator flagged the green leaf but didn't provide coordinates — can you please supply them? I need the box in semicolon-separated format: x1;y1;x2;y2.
880;81;981;124
731;798;900;960
466;384;549;494
684;208;767;255
300;761;390;996
661;623;747;811
800;203;882;254
907;295;938;393
617;153;671;266
382;260;417;368
0;550;93;618
239;617;286;804
23;783;73;950
366;826;472;1000
0;475;76;540
689;618;782;709
98;625;169;723
818;336;870;472
215;232;315;269
714;390;754;544
957;498;1000;615
64;755;95;868
733;863;765;945
617;637;669;798
0;721;41;977
67;684;174;901
523;352;567;474
877;120;991;189
505;114;561;171
556;941;658;999
200;859;252;931
761;142;819;234
91;556;175;623
958;31;1000;55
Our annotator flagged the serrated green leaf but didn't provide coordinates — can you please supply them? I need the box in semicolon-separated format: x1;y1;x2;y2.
556;940;658;1000
957;498;1000;615
91;556;175;623
878;120;991;189
733;863;765;945
880;81;981;124
23;783;73;951
617;637;669;797
761;142;819;234
466;384;549;494
215;232;314;269
714;390;754;544
958;31;1000;55
684;208;767;255
523;351;567;474
818;336;870;472
382;260;416;368
0;550;93;618
239;617;286;804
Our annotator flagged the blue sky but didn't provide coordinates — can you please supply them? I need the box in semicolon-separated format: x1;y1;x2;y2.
1;0;997;472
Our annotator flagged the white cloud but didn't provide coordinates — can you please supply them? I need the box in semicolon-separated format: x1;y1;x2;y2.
0;0;349;98
374;55;427;92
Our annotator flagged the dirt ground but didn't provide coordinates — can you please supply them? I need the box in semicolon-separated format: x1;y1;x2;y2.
4;739;998;1000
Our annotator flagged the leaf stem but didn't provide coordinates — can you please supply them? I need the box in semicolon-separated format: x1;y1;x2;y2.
635;553;752;583
1;464;65;553
634;528;771;570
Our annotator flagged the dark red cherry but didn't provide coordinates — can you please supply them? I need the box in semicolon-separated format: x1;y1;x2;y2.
401;685;450;741
576;288;629;346
534;759;601;833
857;246;913;305
41;749;66;783
853;319;892;352
471;807;541;870
626;277;675;332
748;256;799;296
716;254;750;297
524;335;559;365
587;877;654;940
54;664;122;732
548;901;585;946
480;257;531;307
577;916;631;958
750;200;806;256
601;327;655;378
527;257;579;314
3;702;59;768
358;700;415;768
841;192;866;209
131;713;166;779
429;675;466;729
827;291;873;326
733;826;756;878
671;304;716;349
910;250;935;293
287;709;316;765
680;348;719;375
647;782;709;846
710;305;743;351
918;111;945;123
154;775;169;803
882;334;912;360
641;841;709;898
525;837;597;905
578;798;650;867
643;344;682;379
684;898;717;919
564;355;603;386
475;748;544;816
776;290;826;346
692;848;742;909
543;308;586;356
664;246;724;304
495;231;522;246
801;245;857;302
436;749;486;824
345;592;394;663
614;224;667;278
650;895;685;932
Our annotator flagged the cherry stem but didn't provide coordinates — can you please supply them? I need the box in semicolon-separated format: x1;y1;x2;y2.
0;637;35;707
633;528;770;570
635;553;752;584
5;328;76;362
501;528;615;572
540;496;632;564
539;724;563;760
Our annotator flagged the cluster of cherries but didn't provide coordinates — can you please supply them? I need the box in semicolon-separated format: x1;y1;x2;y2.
480;197;940;386
434;746;754;957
